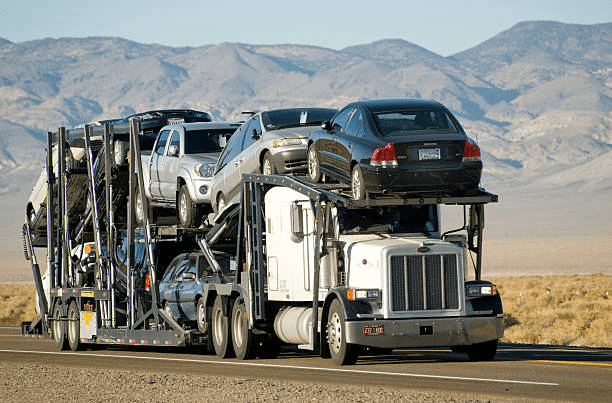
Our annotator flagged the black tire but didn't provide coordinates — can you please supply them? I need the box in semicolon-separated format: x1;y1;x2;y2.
52;303;68;351
466;339;498;361
351;164;366;200
307;144;322;183
212;296;234;358
231;299;255;360
67;301;81;351
262;151;276;175
257;333;281;359
178;186;199;228
327;299;358;365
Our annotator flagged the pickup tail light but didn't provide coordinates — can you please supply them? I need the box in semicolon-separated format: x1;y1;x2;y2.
462;139;481;162
370;142;398;167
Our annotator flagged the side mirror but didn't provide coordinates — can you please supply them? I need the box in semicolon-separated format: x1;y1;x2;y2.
321;121;332;131
167;144;179;157
181;272;196;281
251;129;260;140
290;202;304;243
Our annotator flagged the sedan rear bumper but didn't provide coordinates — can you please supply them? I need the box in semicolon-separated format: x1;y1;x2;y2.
361;163;482;194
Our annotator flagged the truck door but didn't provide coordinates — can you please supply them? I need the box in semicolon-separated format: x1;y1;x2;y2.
158;129;181;201
149;129;171;199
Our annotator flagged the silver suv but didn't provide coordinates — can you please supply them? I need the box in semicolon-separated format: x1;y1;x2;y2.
210;108;337;214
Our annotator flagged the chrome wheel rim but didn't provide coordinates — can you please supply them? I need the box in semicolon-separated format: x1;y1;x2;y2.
351;169;361;199
308;148;318;180
263;159;272;175
197;302;206;330
179;192;188;224
328;311;342;353
213;306;224;345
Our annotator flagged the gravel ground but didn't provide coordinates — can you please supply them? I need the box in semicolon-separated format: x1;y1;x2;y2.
0;361;498;402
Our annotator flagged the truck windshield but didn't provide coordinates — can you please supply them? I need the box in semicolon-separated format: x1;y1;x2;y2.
338;205;438;234
184;129;235;154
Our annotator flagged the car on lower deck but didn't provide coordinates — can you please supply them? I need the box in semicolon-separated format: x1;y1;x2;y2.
210;107;337;214
307;99;482;200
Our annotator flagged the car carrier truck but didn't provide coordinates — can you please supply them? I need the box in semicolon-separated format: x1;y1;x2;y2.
22;119;502;365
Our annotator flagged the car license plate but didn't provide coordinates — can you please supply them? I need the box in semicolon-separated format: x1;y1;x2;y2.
363;324;384;336
419;148;441;160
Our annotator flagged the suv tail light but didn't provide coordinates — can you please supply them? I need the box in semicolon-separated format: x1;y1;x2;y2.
370;143;398;167
462;140;481;162
145;273;151;292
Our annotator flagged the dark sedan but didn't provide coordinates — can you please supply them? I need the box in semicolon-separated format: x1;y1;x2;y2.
307;99;482;199
159;252;214;332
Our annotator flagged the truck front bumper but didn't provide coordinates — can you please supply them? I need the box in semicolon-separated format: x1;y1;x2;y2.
345;314;504;348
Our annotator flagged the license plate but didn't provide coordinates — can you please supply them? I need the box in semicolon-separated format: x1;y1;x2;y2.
419;148;441;160
363;324;384;336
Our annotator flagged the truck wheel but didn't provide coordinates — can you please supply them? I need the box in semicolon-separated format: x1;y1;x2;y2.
231;299;255;360
262;152;276;175
212;296;234;358
351;165;366;200
52;303;68;351
67;301;81;351
327;299;358;365
466;339;498;361
307;144;322;183
178;186;199;228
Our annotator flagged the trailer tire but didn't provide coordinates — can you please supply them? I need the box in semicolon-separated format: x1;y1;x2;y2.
52;303;68;351
212;296;234;358
327;299;358;365
67;301;81;351
231;299;255;360
466;339;498;362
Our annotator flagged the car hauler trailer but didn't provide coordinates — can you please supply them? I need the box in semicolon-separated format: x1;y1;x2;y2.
23;118;502;365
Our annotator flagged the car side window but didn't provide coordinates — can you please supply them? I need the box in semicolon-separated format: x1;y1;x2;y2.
172;256;191;281
168;130;180;155
197;256;213;278
241;116;261;150
181;256;198;280
344;109;364;137
154;130;171;155
331;108;354;133
215;126;246;173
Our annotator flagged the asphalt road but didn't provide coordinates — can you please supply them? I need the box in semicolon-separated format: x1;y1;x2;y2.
1;327;610;401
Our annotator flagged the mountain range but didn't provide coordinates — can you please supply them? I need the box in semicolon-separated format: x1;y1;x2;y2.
1;20;611;200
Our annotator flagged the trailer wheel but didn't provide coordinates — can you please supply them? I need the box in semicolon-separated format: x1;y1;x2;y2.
212;296;234;358
67;301;81;351
52;303;68;351
231;299;255;360
327;299;358;365
466;339;498;361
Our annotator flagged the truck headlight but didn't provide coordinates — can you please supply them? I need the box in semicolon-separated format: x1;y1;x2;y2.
195;163;215;177
466;282;498;298
272;138;302;148
347;288;381;301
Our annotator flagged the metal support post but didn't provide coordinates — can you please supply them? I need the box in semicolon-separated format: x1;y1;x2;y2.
46;132;56;292
103;123;116;327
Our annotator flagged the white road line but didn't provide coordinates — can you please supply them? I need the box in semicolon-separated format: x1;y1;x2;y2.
0;349;559;386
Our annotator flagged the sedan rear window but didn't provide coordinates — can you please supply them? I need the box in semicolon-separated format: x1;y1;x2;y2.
373;109;458;137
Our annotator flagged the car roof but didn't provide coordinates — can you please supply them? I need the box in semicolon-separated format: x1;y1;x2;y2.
347;98;446;113
160;122;241;132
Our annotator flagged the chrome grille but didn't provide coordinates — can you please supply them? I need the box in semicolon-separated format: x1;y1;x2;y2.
390;254;459;312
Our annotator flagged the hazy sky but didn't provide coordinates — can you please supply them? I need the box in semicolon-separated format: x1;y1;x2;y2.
1;0;610;56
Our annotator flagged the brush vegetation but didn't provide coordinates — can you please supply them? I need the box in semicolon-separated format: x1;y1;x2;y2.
2;275;611;348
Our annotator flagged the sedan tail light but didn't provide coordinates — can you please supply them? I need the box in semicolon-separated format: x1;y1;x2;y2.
145;273;151;292
462;139;481;162
370;142;398;167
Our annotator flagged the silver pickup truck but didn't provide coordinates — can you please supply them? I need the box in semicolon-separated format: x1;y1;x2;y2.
139;122;239;227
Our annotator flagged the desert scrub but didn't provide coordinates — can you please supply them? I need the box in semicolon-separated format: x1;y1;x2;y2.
0;284;37;326
494;274;612;348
